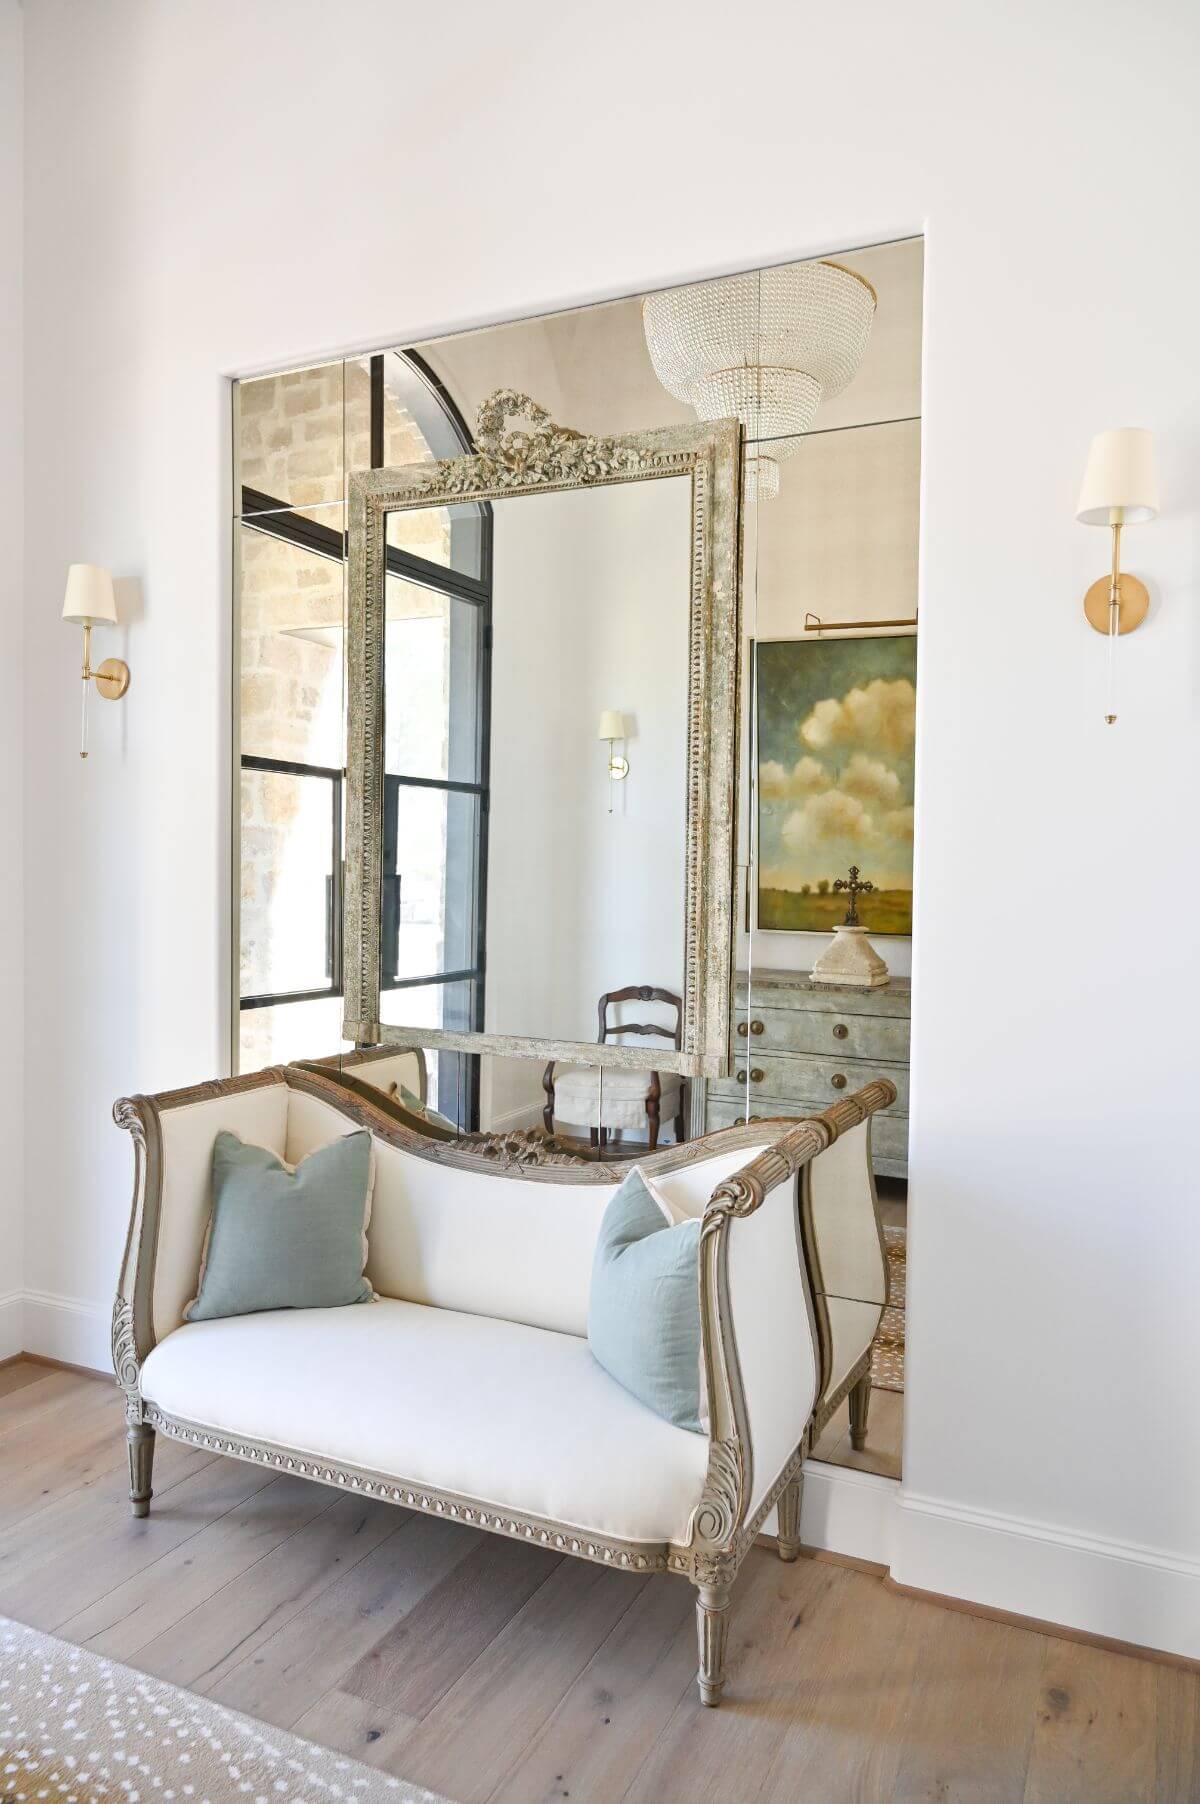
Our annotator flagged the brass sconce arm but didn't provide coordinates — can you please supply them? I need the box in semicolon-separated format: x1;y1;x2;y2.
80;620;131;700
1081;518;1149;641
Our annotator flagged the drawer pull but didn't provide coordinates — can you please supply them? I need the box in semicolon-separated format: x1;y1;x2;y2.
750;1019;765;1035
830;1073;847;1090
833;1022;849;1039
736;1020;748;1037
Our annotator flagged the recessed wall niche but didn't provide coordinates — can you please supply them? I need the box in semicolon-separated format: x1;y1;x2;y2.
231;241;922;1485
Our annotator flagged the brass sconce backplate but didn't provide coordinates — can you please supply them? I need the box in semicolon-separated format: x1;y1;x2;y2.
1084;573;1148;635
93;657;131;700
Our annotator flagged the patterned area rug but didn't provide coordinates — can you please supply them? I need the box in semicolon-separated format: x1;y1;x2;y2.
870;1224;906;1393
0;1616;451;1804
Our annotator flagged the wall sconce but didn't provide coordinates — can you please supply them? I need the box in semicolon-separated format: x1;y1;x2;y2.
1076;428;1159;725
597;710;628;812
62;564;130;759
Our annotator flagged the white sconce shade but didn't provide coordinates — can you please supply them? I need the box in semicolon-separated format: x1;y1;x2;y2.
1076;428;1159;526
597;710;625;742
62;563;118;625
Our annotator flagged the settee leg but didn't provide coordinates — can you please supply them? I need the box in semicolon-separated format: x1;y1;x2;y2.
776;1473;803;1562
849;1371;872;1451
127;1422;155;1518
695;1581;731;1707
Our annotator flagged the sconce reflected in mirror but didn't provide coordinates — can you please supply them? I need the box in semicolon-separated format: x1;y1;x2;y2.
1076;428;1158;725
598;710;628;812
61;564;131;759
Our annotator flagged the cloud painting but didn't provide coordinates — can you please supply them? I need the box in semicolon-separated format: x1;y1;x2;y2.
756;635;917;935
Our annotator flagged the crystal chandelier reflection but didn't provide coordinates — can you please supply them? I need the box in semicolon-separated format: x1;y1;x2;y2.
642;260;877;501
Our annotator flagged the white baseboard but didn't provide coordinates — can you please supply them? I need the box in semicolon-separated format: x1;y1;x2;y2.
800;1459;898;1567
0;1290;22;1361
21;1290;111;1374
775;1462;1200;1664
892;1489;1200;1662
756;1459;897;1566
485;1103;545;1133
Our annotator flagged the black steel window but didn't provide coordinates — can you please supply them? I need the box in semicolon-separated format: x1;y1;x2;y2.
238;351;491;1125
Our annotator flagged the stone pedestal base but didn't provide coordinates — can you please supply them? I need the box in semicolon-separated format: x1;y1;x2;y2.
810;925;890;989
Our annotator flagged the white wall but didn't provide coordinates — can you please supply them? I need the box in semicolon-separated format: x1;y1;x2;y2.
18;0;1200;1655
0;0;23;1358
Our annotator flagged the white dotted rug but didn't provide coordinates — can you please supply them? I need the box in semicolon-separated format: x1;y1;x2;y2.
0;1616;452;1804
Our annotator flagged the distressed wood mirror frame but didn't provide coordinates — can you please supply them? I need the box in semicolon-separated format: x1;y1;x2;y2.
344;391;743;1080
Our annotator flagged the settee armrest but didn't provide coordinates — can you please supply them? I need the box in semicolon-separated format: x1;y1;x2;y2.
112;1069;293;1409
674;1079;896;1576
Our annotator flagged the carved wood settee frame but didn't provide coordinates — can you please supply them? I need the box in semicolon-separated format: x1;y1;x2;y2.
112;1064;894;1707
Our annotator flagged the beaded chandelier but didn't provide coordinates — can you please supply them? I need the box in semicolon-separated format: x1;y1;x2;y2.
643;260;876;501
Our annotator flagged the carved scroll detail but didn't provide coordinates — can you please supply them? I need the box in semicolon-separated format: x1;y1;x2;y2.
111;1298;143;1425
112;1095;147;1146
456;1128;589;1168
693;1436;744;1548
431;389;680;491
111;1298;139;1394
112;1094;159;1426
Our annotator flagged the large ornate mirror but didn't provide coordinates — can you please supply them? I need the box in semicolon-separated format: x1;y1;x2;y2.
342;393;742;1079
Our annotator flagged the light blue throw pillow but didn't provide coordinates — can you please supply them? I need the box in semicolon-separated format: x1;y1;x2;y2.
390;1081;458;1135
587;1167;703;1433
186;1130;374;1322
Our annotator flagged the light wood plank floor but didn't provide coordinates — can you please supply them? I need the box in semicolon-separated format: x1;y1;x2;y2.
1;1360;1194;1802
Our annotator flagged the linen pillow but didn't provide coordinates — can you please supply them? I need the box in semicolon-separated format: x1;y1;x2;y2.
186;1129;375;1323
587;1165;703;1433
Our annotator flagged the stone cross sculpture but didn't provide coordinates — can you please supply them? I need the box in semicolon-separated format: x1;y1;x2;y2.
812;866;890;991
833;865;874;928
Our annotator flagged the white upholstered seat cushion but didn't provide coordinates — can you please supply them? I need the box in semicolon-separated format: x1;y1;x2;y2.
550;1066;683;1133
139;1298;710;1545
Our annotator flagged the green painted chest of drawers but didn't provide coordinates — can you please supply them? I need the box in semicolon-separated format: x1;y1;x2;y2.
704;968;911;1178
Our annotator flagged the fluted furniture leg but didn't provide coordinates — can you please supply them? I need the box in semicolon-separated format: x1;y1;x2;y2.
695;1581;732;1707
127;1422;155;1518
849;1370;872;1451
776;1473;803;1561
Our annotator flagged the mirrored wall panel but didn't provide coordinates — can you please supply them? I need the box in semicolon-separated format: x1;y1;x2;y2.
232;236;922;1484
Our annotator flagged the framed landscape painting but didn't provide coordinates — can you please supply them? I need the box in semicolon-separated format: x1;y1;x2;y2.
755;633;917;936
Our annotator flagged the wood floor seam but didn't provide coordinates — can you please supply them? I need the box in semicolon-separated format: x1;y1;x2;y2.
55;1467;312;1651
151;1501;407;1692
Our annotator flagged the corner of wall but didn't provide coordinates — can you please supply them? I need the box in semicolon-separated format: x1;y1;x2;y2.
0;0;24;1360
